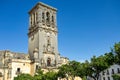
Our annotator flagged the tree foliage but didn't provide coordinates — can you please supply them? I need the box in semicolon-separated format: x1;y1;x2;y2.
34;69;44;80
42;71;57;80
58;61;82;79
112;74;120;80
113;42;120;64
14;74;33;80
87;55;109;80
14;42;120;80
104;52;115;66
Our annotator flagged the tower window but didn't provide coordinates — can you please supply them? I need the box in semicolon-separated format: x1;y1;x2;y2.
42;12;45;23
46;12;50;25
52;16;54;22
34;13;35;25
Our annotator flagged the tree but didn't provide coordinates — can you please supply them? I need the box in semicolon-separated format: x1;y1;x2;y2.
80;60;92;80
42;71;57;80
34;69;44;80
14;74;33;80
104;52;115;66
57;61;82;80
87;55;109;80
113;42;120;64
34;68;58;80
112;74;120;80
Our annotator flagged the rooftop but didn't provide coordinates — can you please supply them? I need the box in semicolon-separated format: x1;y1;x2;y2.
29;2;57;14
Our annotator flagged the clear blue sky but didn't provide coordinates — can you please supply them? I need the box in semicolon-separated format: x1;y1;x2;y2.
0;0;120;62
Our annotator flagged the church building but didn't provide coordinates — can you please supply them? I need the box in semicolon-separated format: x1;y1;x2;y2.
0;2;68;80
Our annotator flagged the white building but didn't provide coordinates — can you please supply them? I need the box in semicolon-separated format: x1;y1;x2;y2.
99;64;120;80
87;64;120;80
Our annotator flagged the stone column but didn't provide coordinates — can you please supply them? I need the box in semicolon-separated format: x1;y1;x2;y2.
29;16;31;27
37;9;42;23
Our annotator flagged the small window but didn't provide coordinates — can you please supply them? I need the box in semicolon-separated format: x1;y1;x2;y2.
34;13;35;24
46;12;50;25
17;68;20;72
52;16;54;22
108;77;110;80
103;77;105;80
16;68;21;75
112;69;114;74
107;70;109;75
17;57;21;59
117;68;120;73
36;65;39;70
102;71;105;75
42;12;45;23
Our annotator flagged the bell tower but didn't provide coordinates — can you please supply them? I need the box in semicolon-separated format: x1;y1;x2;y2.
28;2;59;68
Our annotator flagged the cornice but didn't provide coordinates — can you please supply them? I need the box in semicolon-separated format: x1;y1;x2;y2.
28;26;58;37
29;2;57;14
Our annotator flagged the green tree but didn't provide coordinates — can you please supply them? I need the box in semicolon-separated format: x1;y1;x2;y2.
113;42;120;64
42;71;57;80
87;55;109;80
34;69;44;80
57;61;81;80
104;52;115;66
112;74;120;80
80;60;92;80
14;74;33;80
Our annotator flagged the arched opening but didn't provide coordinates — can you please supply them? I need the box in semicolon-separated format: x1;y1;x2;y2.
47;58;51;66
42;12;45;23
52;16;54;22
46;12;50;24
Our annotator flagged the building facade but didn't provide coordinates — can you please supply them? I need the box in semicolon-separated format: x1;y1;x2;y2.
0;2;68;80
99;64;120;80
87;64;120;80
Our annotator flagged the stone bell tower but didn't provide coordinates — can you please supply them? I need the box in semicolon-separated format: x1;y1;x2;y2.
28;2;59;68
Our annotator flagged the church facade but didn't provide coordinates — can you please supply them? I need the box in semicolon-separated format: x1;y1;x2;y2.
0;2;68;80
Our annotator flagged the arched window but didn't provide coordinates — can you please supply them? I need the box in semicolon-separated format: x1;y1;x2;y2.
42;12;45;23
52;15;55;27
47;58;51;66
30;15;32;25
46;12;50;24
34;13;35;24
52;16;54;22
